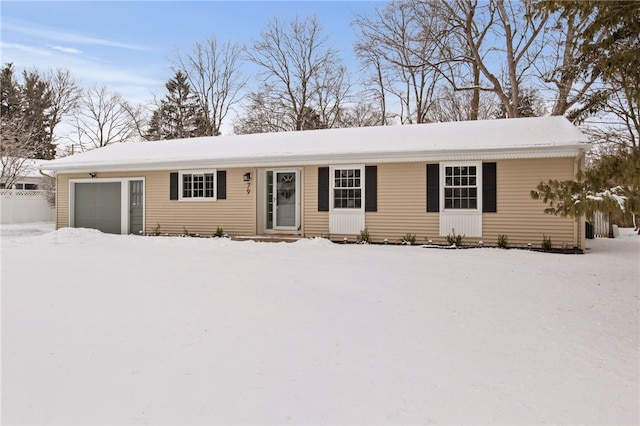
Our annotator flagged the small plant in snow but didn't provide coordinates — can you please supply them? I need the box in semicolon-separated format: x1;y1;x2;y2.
357;228;371;244
446;228;465;247
497;234;509;249
401;233;417;245
149;223;161;236
214;226;224;238
541;234;553;252
183;226;197;237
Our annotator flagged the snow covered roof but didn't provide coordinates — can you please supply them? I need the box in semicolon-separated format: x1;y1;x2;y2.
42;116;589;173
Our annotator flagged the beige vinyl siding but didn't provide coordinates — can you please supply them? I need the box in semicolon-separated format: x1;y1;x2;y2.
365;162;437;243
302;166;329;237
56;168;256;236
55;156;581;248
483;157;578;248
341;159;577;247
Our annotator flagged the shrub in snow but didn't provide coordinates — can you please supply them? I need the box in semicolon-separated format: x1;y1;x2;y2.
357;228;371;244
149;223;161;236
401;233;417;245
446;228;465;247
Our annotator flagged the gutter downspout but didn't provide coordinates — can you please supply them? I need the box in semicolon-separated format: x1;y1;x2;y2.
39;169;57;227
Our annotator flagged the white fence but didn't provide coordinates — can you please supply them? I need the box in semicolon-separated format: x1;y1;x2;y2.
0;190;54;224
593;211;611;238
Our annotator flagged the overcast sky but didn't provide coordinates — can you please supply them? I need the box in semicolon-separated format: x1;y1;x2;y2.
1;1;383;107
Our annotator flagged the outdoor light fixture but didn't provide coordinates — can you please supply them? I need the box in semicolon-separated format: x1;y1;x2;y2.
243;172;251;182
89;172;97;178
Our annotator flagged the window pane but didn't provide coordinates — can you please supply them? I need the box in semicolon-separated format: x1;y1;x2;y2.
205;174;215;198
183;174;192;197
332;169;363;209
444;164;479;210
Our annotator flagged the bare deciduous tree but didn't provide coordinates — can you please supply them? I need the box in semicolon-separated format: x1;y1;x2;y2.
246;15;349;131
46;68;81;144
426;86;497;123
334;102;383;128
0;116;37;188
437;0;548;118
70;85;141;151
353;50;390;125
232;89;291;134
172;36;246;136
353;0;447;124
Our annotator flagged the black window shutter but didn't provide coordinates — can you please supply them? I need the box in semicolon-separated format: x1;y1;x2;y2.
482;162;497;212
170;172;178;200
217;170;226;200
318;167;329;212
365;165;377;212
426;164;439;212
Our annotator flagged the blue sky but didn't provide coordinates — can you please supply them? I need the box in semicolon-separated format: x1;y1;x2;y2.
1;1;384;105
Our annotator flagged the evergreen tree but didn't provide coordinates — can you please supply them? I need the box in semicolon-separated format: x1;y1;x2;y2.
531;149;640;231
0;64;55;160
146;71;206;140
1;64;21;119
493;88;545;119
300;106;325;131
21;70;54;159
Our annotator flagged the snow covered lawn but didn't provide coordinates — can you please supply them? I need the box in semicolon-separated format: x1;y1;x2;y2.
2;224;639;425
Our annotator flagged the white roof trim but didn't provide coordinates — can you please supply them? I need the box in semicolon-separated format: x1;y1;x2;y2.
45;147;583;174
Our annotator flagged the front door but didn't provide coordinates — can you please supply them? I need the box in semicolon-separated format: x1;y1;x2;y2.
129;180;143;234
265;169;299;231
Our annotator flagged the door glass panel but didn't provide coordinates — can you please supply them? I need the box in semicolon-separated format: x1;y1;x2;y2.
276;172;296;227
129;180;143;234
266;171;273;229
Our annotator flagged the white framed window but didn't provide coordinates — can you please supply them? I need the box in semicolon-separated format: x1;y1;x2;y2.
331;165;364;210
179;170;216;200
6;182;38;190
442;162;481;210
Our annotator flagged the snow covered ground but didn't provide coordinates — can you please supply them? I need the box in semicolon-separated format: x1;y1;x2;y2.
2;223;638;425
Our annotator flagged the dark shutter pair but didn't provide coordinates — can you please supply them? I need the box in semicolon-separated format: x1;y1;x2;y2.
426;163;497;212
169;171;226;200
317;166;377;212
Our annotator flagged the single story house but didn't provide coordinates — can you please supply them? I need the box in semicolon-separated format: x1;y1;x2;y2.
42;116;590;249
1;157;49;190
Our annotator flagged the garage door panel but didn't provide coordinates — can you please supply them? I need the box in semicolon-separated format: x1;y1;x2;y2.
74;182;121;234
